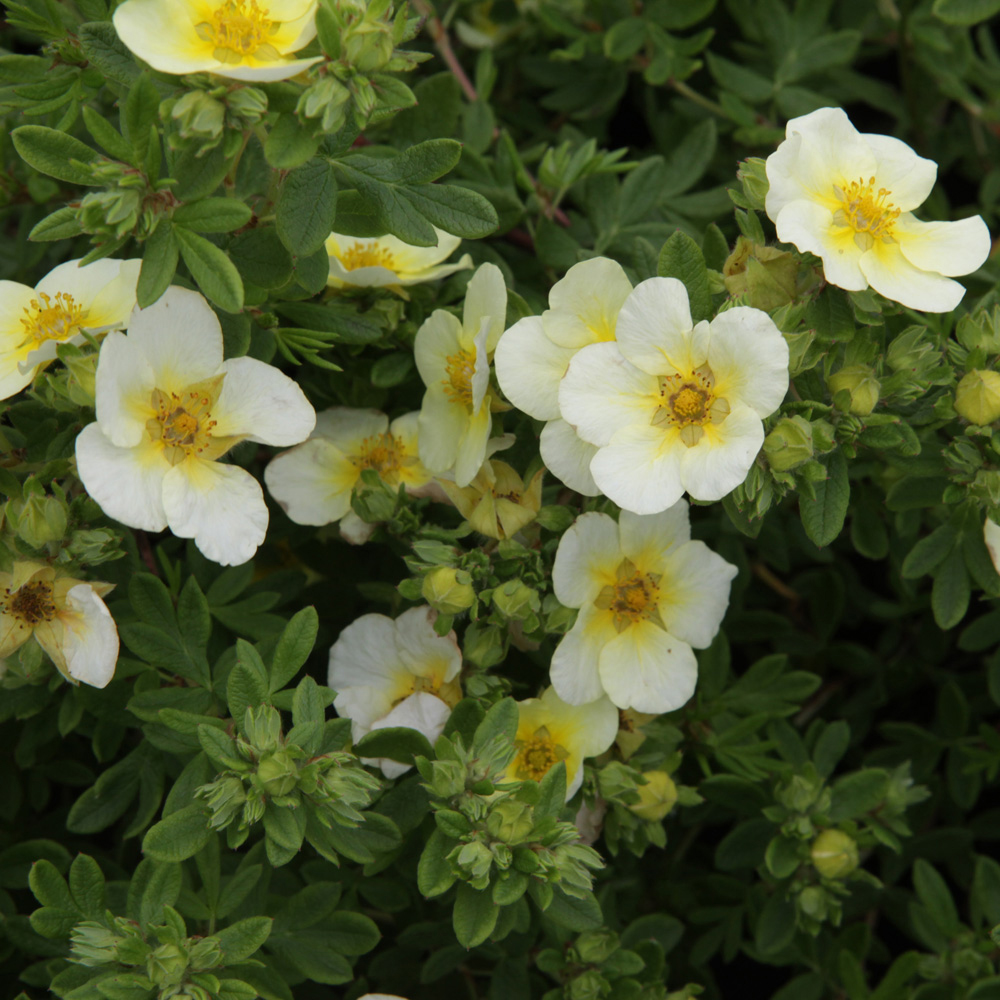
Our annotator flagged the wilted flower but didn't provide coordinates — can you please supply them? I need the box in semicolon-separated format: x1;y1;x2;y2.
559;277;789;514
495;257;633;495
75;287;315;566
0;258;140;401
765;107;991;312
113;0;322;81
502;686;618;799
415;263;507;486
326;228;471;290
328;606;462;778
0;561;118;688
550;503;737;713
438;459;543;539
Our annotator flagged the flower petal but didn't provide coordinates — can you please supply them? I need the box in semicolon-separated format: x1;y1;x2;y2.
213;356;315;444
895;214;992;278
75;422;169;531
865;133;937;212
329;613;407;692
540;418;601;496
494;316;573;421
559;342;657;447
367;693;452;779
263;438;356;526
94;329;156;447
161;459;268;566
618;504;691;570
414;309;463;389
614;277;697;376
859;240;968;313
550;606;617;706
543;257;632;349
0;350;34;402
598;623;697;713
36;258;140;329
210;55;323;83
552;511;622;608
462;262;507;353
679;402;763;501
393;606;462;683
986;517;1000;576
659;540;737;648
453;401;492;488
774;199;867;292
590;424;686;515
58;584;119;688
707;307;789;417
417;387;467;476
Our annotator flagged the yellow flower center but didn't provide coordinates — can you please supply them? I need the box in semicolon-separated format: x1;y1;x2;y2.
442;349;477;408
19;292;87;349
832;176;901;251
195;0;280;64
338;242;396;272
4;580;56;625
514;726;569;781
146;377;225;466
651;365;730;447
594;558;666;633
354;432;412;482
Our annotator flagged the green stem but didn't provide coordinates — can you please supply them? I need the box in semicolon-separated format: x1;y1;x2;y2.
669;78;728;119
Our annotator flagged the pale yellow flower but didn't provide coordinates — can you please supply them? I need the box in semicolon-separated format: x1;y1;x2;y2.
326;229;472;290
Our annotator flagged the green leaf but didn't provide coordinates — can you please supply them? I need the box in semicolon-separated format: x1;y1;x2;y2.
142;804;212;862
291;675;326;728
28;859;75;911
657;230;712;323
799;449;849;547
217;864;263;919
417;829;457;898
932;547;971;629
933;0;1000;24
123;72;159;160
913;859;960;936
276;159;338;257
324;910;381;955
534;761;566;821
175;227;244;313
355;727;434;765
541;888;603;932
137;222;179;309
264;114;320;169
755;894;797;955
82;105;133;163
69;855;106;920
453;883;499;948
270;606;319;692
395;183;499;239
901;523;958;579
229;227;294;289
472;697;518;751
78;21;140;86
198;725;245;771
29;205;84;242
828;769;887;821
227;662;267;722
173;198;253;234
12;125;100;186
216;916;273;963
139;861;181;927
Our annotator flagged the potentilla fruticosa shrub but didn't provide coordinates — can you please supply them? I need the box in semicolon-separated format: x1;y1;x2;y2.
1;0;1000;998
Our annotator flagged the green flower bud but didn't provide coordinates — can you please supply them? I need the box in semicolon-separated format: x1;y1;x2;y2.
628;770;678;822
147;941;188;985
454;840;493;883
485;799;534;845
955;370;1000;426
187;936;223;971
171;90;225;141
243;704;283;755
827;365;880;416
569;969;608;1000
763;416;814;472
421;566;475;615
491;579;539;621
810;828;859;879
886;327;936;373
736;157;769;210
797;884;828;920
15;493;67;548
257;749;300;798
70;921;119;966
196;775;246;830
574;929;619;964
226;86;268;123
462;622;506;668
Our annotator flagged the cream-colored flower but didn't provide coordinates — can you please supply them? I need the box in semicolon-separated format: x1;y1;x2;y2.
113;0;321;81
985;517;1000;577
415;263;507;487
0;258;140;401
0;562;118;689
328;606;462;778
559;277;789;514
326;228;472;290
765;107;991;312
264;407;432;528
495;257;632;495
502;686;617;799
550;503;737;713
75;286;315;566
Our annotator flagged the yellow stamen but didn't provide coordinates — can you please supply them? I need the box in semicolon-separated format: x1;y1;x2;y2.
442;349;477;408
145;376;225;466
195;0;280;64
594;558;665;633
832;176;901;251
514;726;569;781
19;291;87;349
4;580;56;625
651;364;728;447
338;242;397;272
353;432;411;482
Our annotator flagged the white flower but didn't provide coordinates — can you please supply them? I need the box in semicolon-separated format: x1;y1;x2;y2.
495;257;632;495
502;686;618;799
559;277;789;514
550;504;737;714
765;107;992;313
326;228;472;290
0;562;118;689
0;257;140;401
415;263;507;487
75;286;315;566
113;0;322;81
263;407;433;529
985;517;1000;577
328;606;462;778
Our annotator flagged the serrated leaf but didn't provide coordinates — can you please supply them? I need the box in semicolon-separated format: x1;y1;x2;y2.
276;160;337;256
137;222;179;309
142;804;212;862
13;125;100;186
270;606;318;692
800;449;849;547
175;227;244;313
657;230;712;323
215;916;273;963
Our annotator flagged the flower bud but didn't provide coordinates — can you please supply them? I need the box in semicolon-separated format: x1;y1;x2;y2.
798;884;828;920
62;348;98;407
810;828;859;879
736;157;769;210
226;86;268;123
827;365;880;416
628;770;678;822
70;921;119;966
491;579;539;621
763;416;814;472
421;566;475;615
454;840;493;883
171;90;225;141
485;800;534;845
462;622;506;668
15;493;67;548
256;749;299;798
147;941;188;985
955;370;1000;426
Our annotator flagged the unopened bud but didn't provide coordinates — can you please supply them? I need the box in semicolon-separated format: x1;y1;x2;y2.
763;415;814;472
628;770;678;822
827;365;880;416
810;828;859;879
736;158;769;210
955;369;1000;426
147;941;188;985
421;567;475;615
491;579;539;621
256;749;299;798
16;493;67;548
485;800;534;844
171;90;225;140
